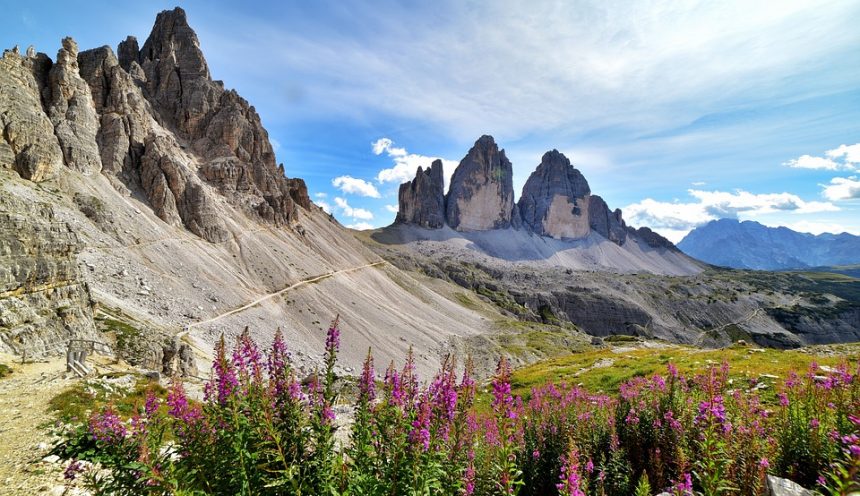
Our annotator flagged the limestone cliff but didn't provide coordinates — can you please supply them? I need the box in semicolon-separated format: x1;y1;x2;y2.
445;135;519;231
518;149;592;239
397;159;446;228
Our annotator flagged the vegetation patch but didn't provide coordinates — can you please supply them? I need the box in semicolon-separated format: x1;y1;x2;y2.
49;374;165;423
0;363;11;379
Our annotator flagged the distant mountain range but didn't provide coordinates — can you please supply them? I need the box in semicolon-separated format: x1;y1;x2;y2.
678;219;860;270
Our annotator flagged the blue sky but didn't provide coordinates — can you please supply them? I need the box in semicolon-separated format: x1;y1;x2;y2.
3;0;859;241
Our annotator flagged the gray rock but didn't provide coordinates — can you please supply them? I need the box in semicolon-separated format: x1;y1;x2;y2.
766;475;812;496
588;195;628;245
518;149;592;239
0;50;62;182
396;159;446;228
445;135;517;231
44;37;103;174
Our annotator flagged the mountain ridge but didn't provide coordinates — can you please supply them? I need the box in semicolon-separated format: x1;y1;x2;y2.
678;219;860;270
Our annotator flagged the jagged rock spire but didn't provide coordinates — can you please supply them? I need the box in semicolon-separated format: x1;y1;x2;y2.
397;159;446;228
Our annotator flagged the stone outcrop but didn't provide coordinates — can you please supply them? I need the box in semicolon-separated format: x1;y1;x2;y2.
77;45;151;182
588;195;628;244
44;37;102;174
0;183;97;355
139;134;229;243
122;7;304;226
629;226;677;251
518;150;592;239
0;50;62;182
445;135;519;231
397;159;446;228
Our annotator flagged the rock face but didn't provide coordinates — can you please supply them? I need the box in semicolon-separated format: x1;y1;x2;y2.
446;135;519;231
588;196;628;245
397;159;446;228
125;7;303;226
0;183;97;355
394;138;677;252
0;50;62;182
518;150;592;239
43;37;103;174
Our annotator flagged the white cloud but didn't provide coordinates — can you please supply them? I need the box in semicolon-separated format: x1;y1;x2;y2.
826;143;860;164
372;138;459;191
334;197;374;220
783;155;840;170
315;192;327;198
223;2;860;140
821;177;860;201
784;142;860;171
691;181;706;186
345;222;375;230
270;138;281;152
332;175;381;198
316;200;332;214
624;189;840;240
385;204;399;213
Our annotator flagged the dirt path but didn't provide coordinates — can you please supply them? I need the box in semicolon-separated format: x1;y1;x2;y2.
0;355;74;494
185;261;386;331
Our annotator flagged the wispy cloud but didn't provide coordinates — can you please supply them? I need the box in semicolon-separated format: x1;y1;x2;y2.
372;138;458;191
332;175;381;197
212;1;860;140
385;204;399;213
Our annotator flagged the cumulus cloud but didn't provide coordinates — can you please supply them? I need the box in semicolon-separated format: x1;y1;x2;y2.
826;143;860;164
332;175;381;198
624;189;839;241
783;155;841;170
316;200;332;214
373;138;458;191
345;222;375;230
821;177;860;201
385;204;399;213
784;142;860;171
334;197;374;220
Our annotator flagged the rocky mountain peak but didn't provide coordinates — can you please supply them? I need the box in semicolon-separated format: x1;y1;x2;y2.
518;149;591;239
397;159;446;228
139;7;210;81
445;135;519;231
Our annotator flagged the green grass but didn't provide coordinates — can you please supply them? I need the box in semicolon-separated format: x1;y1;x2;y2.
453;292;481;310
49;374;165;422
0;363;11;379
509;343;858;400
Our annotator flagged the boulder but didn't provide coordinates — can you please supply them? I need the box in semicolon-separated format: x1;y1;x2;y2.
766;475;813;496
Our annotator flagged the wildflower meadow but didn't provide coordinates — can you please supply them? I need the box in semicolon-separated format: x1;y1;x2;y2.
57;320;860;495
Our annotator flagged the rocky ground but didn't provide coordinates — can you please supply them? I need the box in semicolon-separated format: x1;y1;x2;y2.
0;353;92;495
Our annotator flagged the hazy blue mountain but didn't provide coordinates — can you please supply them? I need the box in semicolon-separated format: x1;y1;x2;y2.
678;219;860;270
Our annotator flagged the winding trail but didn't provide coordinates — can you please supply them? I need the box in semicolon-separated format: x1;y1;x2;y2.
185;261;386;331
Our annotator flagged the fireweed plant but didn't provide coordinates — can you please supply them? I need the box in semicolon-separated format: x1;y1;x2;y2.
58;321;860;495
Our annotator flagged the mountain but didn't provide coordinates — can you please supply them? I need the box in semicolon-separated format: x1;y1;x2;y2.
393;136;688;274
0;8;525;378
678;219;860;270
362;138;860;347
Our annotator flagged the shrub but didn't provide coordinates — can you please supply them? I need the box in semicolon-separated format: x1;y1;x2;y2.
56;320;860;496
